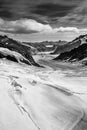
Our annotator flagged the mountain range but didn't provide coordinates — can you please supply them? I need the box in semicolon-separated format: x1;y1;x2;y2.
0;34;87;67
54;34;87;65
0;35;41;67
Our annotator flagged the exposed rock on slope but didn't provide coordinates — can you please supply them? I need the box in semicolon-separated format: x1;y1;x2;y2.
54;34;87;64
54;43;87;62
23;41;67;54
52;34;87;55
51;40;81;54
23;42;56;54
0;48;32;65
0;35;41;67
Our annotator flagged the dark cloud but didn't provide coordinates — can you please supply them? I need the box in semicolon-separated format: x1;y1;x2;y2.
0;10;12;19
31;3;75;17
0;29;38;34
0;1;12;19
0;0;82;20
0;0;86;30
48;0;87;28
0;0;48;24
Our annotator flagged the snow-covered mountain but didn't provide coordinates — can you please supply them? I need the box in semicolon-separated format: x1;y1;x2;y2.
23;40;67;54
54;34;87;65
52;34;87;55
0;35;87;130
0;35;41;67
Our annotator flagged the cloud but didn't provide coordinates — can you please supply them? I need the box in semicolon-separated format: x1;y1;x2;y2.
51;0;87;28
32;3;75;18
0;0;83;22
0;18;53;34
0;0;73;20
0;0;86;30
0;17;87;35
54;27;79;33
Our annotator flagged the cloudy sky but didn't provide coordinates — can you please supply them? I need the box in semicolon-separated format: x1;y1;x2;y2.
0;0;87;42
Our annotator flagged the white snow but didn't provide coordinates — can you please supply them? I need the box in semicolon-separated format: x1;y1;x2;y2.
0;58;87;130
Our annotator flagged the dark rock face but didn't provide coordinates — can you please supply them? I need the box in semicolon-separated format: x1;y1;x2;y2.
52;34;87;55
54;43;87;62
0;35;41;67
0;52;18;63
51;39;81;55
54;34;87;63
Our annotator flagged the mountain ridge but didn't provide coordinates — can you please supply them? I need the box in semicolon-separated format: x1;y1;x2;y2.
51;34;87;54
0;35;41;67
54;34;87;65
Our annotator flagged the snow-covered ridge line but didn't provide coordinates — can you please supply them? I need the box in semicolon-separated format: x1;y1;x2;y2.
53;34;87;65
0;35;41;67
0;47;32;65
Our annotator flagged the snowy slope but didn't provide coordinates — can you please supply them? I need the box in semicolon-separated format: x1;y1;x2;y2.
0;59;87;130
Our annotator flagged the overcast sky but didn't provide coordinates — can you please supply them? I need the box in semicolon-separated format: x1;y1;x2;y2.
0;0;87;42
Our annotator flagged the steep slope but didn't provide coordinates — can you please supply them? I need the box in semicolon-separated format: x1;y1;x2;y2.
0;48;32;65
0;35;41;67
51;40;81;54
54;43;87;62
54;34;87;64
52;34;87;55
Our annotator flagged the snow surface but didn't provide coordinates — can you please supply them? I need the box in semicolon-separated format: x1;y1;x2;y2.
0;57;87;130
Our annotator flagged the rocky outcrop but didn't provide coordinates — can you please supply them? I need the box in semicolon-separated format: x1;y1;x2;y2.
0;51;18;63
52;34;87;55
54;34;87;64
0;35;41;67
51;40;81;54
54;43;87;62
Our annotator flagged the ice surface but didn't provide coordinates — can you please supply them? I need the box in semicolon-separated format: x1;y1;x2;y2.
0;57;87;130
